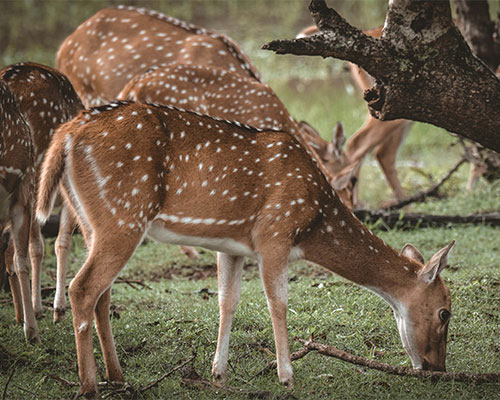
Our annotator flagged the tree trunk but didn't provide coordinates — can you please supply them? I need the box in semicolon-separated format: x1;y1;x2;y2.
455;0;500;71
263;0;500;152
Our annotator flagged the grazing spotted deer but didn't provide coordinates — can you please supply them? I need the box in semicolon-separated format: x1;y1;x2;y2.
118;63;354;204
1;62;84;328
56;5;260;107
0;80;37;342
297;25;412;205
37;102;455;396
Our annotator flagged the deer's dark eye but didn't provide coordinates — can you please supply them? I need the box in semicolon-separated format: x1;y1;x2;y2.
439;309;451;323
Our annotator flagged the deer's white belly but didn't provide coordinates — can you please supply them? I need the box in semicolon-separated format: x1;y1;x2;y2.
147;220;256;258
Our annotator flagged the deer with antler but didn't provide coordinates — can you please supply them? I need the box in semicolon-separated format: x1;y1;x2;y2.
1;63;84;335
37;102;455;396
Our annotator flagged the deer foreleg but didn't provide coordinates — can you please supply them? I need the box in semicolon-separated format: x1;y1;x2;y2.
212;253;244;385
259;252;292;387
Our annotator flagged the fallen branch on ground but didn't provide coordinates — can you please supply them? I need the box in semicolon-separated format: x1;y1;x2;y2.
260;338;500;383
382;157;467;211
353;210;500;230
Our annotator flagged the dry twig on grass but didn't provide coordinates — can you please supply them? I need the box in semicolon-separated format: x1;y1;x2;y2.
382;157;467;211
260;338;500;384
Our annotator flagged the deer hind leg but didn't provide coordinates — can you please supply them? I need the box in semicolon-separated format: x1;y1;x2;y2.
69;232;143;396
373;126;408;202
5;240;23;324
11;203;39;343
179;245;200;259
212;253;244;385
29;220;44;318
54;206;77;323
94;286;124;383
259;250;293;387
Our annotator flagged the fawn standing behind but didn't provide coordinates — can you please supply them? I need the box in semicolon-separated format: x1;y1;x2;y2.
1;63;84;334
37;102;455;396
0;80;37;342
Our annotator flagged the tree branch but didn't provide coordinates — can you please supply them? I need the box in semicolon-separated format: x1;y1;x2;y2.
263;0;500;152
293;339;500;383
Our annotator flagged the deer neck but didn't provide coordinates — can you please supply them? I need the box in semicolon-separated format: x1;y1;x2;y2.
300;206;419;302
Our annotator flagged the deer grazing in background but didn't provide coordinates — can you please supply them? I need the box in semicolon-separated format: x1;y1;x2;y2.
298;25;412;206
0;80;37;342
37;102;455;396
56;5;261;108
1;63;84;333
118;63;355;206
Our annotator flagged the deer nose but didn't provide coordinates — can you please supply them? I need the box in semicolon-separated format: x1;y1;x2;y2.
422;359;446;372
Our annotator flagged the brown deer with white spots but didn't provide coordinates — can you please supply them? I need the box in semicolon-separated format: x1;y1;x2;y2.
56;5;260;107
37;102;455;396
0;80;37;342
297;25;412;206
1;63;84;329
118;63;355;206
118;63;354;258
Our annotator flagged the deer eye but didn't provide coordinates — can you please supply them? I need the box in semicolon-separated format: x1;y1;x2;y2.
439;309;451;323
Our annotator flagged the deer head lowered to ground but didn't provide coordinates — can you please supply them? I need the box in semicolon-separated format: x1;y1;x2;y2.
297;25;412;206
37;102;455;396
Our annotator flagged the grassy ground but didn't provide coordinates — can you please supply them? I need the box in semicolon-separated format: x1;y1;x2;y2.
1;2;499;399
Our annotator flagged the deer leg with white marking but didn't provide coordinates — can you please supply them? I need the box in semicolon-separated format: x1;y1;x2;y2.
54;206;77;322
259;250;293;387
30;220;44;318
212;253;244;385
69;233;142;396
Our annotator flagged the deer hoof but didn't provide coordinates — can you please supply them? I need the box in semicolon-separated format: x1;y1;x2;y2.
53;307;66;323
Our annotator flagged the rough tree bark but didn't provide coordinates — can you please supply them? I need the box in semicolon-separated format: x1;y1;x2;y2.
263;0;500;152
455;0;500;71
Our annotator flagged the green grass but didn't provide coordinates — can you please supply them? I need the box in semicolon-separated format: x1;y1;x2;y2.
1;223;499;399
1;1;499;398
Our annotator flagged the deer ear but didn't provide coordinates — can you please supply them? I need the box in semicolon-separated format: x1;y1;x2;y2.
401;244;424;264
331;165;355;191
332;122;345;152
418;240;456;283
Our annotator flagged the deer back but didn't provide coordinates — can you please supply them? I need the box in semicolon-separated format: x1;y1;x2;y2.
56;6;260;107
118;64;354;207
118;64;296;133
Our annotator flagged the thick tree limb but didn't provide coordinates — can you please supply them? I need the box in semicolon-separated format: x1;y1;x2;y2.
263;0;500;152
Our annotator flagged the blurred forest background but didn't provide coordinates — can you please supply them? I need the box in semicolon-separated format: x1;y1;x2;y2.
1;0;499;207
